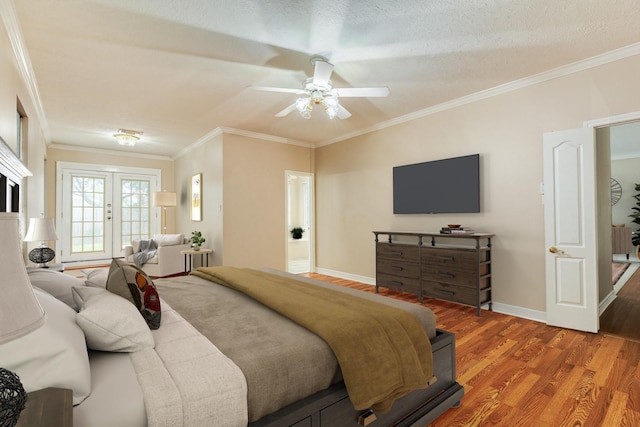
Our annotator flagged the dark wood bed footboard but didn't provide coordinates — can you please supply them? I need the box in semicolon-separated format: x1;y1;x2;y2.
250;329;464;427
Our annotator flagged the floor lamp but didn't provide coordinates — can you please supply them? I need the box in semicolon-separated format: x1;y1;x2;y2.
153;191;176;233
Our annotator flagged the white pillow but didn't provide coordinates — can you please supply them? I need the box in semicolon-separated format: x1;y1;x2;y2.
27;269;86;310
132;240;141;253
0;288;91;405
72;287;155;352
152;233;184;247
84;268;109;289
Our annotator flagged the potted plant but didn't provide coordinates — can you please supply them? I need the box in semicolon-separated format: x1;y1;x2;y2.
290;227;304;240
190;231;206;250
630;183;640;258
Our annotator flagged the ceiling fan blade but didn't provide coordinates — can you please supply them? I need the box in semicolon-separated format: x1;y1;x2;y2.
332;87;390;97
337;104;352;120
251;86;303;94
312;59;334;88
275;103;298;117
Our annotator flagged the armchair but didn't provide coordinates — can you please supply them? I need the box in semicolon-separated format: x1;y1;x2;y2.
123;234;190;277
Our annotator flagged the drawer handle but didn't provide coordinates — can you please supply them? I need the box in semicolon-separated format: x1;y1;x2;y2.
390;281;404;286
391;251;404;256
441;290;455;296
391;265;404;271
437;256;455;261
438;272;455;278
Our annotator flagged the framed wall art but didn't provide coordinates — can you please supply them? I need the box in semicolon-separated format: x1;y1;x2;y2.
191;173;202;221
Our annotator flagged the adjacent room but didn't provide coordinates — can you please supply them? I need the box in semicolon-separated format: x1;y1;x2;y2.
1;1;640;426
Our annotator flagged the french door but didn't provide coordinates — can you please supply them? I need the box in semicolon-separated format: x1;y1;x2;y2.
56;163;161;263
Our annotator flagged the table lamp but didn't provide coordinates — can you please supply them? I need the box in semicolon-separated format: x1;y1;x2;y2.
0;213;46;345
24;216;59;268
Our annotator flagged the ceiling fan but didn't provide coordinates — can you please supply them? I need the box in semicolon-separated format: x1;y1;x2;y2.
251;56;389;120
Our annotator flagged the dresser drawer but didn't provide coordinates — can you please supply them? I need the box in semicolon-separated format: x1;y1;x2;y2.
422;247;488;268
423;281;477;306
376;243;419;262
377;258;420;279
376;273;420;294
423;263;489;287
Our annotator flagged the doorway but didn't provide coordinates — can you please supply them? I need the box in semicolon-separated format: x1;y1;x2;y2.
600;121;640;340
56;162;161;263
285;171;314;274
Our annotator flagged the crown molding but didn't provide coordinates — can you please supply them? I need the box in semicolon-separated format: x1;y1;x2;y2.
174;126;313;159
318;42;640;147
0;0;50;143
48;143;173;161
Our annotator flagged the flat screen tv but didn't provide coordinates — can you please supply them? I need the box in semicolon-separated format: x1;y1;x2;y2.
393;154;480;214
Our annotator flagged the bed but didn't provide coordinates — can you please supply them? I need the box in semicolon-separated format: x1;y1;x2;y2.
17;263;464;427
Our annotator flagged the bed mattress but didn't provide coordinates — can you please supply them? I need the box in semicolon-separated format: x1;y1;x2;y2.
154;269;436;422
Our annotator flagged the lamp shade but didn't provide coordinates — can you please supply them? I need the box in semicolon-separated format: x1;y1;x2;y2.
153;191;176;207
24;217;58;242
0;213;46;344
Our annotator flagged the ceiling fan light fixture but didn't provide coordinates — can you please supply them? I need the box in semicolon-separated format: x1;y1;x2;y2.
296;98;312;119
113;129;142;146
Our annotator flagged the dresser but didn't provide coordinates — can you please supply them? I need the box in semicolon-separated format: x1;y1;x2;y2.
373;231;494;316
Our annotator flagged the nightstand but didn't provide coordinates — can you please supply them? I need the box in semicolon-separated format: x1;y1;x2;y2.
16;387;72;427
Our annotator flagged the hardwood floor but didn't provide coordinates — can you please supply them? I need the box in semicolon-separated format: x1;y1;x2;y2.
304;273;640;426
601;265;640;342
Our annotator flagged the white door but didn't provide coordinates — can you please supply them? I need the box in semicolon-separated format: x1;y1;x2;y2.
543;127;599;333
60;170;114;262
58;164;160;263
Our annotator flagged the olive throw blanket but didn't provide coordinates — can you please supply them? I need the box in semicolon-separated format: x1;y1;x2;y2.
191;266;433;413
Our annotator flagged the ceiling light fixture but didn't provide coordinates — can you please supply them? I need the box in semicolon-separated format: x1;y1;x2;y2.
113;129;142;146
295;91;341;120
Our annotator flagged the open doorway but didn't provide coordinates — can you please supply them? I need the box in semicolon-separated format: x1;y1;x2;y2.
285;171;314;274
600;122;640;340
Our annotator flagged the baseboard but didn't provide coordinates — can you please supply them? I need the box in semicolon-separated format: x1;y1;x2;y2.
314;267;376;286
491;302;546;323
315;267;547;323
599;290;617;315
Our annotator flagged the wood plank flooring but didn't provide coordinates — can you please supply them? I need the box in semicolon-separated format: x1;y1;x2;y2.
601;266;640;343
303;273;640;427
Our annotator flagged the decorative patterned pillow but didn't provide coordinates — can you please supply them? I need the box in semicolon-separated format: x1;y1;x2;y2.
106;259;162;329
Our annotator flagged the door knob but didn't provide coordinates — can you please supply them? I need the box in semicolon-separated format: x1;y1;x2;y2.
549;246;565;254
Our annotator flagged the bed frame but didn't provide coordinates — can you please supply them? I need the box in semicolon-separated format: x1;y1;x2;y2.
250;329;464;427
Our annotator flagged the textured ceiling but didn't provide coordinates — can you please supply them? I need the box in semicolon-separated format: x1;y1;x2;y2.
8;0;640;157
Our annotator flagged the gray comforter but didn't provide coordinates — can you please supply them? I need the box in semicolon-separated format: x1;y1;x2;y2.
153;269;436;423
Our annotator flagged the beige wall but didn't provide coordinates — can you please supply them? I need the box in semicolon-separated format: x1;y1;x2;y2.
315;54;640;313
175;133;224;266
175;131;313;269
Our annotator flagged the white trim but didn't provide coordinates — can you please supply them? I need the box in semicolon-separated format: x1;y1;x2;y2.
49;143;173;161
491;302;546;323
0;0;50;144
174;127;313;160
584;111;640;128
314;267;376;286
318;43;640;147
599;290;617;316
173;127;223;159
613;263;639;293
220;127;313;148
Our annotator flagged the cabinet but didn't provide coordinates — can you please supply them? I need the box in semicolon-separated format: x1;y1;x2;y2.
374;231;494;316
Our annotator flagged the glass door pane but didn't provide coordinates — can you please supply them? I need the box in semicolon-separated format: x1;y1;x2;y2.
61;170;113;262
113;175;152;257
